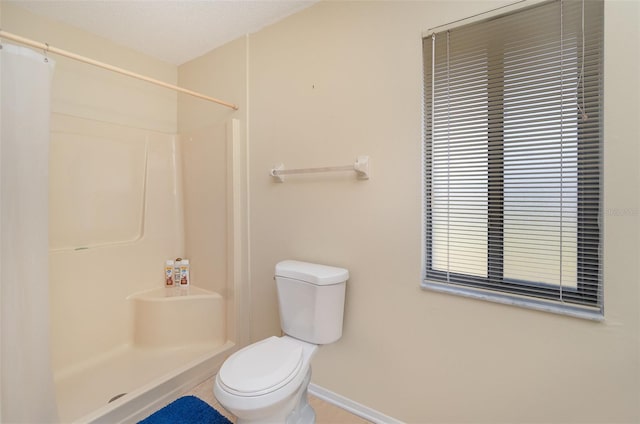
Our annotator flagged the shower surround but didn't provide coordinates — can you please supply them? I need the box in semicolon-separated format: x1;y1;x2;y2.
49;113;240;422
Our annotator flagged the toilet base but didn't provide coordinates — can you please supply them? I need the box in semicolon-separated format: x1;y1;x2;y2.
234;367;315;424
296;402;315;424
285;368;315;424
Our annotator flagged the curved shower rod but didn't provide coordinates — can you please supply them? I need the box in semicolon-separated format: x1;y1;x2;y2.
0;29;239;111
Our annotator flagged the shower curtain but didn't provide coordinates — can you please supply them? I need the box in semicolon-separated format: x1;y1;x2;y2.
1;44;59;423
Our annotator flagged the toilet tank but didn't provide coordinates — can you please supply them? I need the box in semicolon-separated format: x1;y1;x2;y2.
275;260;348;345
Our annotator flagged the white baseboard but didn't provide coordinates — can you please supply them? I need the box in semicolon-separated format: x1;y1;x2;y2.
308;383;404;424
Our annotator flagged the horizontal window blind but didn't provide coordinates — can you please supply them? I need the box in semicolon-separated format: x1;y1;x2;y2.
423;0;603;313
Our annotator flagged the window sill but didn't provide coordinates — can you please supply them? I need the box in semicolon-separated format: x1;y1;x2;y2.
421;280;604;322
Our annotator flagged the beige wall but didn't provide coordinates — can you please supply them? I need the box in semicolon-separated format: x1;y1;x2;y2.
244;1;639;422
178;36;248;298
177;36;246;134
1;3;178;133
178;37;250;344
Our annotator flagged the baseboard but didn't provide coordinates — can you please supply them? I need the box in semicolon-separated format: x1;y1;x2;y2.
308;383;404;424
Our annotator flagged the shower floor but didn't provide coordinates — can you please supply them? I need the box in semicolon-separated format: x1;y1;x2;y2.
54;342;224;423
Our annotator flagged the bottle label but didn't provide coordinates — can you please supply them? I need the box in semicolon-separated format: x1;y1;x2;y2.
174;266;180;284
180;266;189;285
165;267;174;286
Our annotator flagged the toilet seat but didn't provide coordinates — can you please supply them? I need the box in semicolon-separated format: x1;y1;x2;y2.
218;336;304;397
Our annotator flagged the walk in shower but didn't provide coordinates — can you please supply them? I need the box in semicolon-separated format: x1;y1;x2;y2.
46;114;244;422
45;114;242;422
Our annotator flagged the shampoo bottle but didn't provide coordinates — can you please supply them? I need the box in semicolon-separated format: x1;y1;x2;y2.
165;260;174;287
179;259;190;287
173;258;182;286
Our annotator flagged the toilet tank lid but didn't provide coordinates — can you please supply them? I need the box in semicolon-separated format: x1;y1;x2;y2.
276;260;349;286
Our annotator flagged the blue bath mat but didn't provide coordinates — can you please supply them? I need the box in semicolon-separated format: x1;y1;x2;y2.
138;395;232;424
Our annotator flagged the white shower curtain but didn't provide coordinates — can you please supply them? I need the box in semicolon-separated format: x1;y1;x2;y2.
1;44;59;423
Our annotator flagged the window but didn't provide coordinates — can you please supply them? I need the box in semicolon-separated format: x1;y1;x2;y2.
422;0;603;318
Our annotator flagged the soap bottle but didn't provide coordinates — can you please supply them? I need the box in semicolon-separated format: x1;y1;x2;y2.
173;258;182;286
164;260;174;287
179;259;190;287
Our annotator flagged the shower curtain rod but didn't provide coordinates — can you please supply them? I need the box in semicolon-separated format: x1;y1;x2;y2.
0;30;239;110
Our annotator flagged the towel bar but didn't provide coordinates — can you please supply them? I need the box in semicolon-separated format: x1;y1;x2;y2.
270;156;370;182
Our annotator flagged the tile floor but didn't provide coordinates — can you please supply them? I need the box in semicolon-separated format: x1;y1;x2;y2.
181;374;372;424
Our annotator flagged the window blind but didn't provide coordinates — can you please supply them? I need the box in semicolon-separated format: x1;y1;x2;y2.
423;0;603;314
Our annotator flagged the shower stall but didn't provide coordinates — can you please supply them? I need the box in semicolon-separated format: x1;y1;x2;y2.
48;114;244;423
1;39;247;422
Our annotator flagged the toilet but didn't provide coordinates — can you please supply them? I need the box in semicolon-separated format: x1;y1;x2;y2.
214;260;348;424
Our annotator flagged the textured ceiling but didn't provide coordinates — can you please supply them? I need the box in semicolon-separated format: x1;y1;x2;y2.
8;0;318;65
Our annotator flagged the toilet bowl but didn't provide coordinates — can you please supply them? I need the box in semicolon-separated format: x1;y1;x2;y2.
214;336;318;424
214;260;348;424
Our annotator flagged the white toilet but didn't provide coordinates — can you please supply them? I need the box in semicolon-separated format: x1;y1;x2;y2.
214;260;348;424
